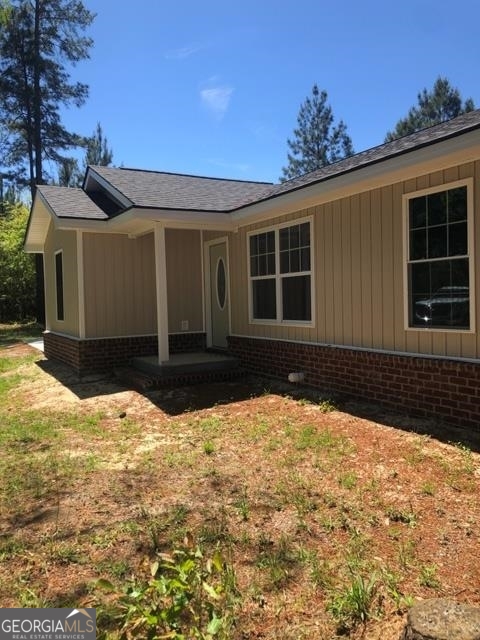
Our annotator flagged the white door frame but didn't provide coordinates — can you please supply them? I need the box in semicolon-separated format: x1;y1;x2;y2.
203;237;231;348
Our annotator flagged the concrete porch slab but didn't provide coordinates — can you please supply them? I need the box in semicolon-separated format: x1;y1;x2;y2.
132;351;240;377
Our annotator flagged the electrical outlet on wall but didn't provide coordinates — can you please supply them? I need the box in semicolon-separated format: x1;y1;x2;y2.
181;320;189;331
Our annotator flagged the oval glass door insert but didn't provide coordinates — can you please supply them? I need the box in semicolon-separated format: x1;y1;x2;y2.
216;258;226;309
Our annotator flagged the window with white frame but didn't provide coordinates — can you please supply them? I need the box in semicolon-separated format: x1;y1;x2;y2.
406;182;471;330
55;251;64;322
249;220;312;323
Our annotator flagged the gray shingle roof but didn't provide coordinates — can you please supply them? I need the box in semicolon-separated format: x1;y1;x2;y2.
38;109;480;222
88;166;275;212
270;109;480;199
37;185;108;220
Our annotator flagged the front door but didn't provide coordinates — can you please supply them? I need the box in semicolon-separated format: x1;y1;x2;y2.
208;241;229;349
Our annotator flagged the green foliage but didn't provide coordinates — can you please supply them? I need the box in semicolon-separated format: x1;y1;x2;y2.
58;122;113;187
57;157;83;187
385;506;417;527
96;538;237;639
385;76;475;142
0;0;95;194
317;398;337;413
327;571;379;631
419;563;441;589
281;84;354;181
0;202;36;320
255;534;298;589
203;440;215;455
84;122;113;168
338;471;357;490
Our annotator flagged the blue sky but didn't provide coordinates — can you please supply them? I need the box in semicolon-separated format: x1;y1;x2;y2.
60;0;480;184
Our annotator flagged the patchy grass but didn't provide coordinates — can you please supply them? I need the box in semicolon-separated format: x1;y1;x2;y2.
0;321;43;346
0;337;479;639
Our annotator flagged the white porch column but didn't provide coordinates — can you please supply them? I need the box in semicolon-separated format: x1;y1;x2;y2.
154;223;169;363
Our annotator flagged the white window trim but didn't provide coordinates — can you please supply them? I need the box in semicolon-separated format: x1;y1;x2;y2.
402;177;475;334
247;216;315;328
54;249;65;323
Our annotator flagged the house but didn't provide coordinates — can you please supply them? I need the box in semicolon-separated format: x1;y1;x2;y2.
25;111;480;429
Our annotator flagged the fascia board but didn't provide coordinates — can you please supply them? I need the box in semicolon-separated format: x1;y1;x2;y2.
52;208;236;235
24;242;47;253
130;208;234;231
24;192;52;251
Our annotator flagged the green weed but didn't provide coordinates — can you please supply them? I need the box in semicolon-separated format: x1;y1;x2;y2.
95;538;237;640
256;535;298;590
397;539;417;569
420;481;436;496
381;568;414;612
385;506;417;527
203;440;215;455
338;471;358;490
419;563;441;589
327;571;380;631
234;488;250;521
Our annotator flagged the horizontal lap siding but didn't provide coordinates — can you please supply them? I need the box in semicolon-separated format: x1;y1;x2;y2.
230;162;480;360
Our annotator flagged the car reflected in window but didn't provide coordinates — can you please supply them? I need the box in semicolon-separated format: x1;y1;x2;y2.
414;286;469;328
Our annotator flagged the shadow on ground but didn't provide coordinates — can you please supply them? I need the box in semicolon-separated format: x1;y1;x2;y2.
35;356;480;454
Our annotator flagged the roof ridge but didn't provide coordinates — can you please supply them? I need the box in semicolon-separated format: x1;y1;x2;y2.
91;165;274;186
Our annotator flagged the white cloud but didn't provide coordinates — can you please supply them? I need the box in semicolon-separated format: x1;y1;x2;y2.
164;44;203;60
200;86;234;119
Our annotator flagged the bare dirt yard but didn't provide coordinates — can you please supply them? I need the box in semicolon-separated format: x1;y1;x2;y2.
0;336;479;638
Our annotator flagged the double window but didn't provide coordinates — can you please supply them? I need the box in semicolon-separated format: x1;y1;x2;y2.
405;181;472;331
249;219;312;324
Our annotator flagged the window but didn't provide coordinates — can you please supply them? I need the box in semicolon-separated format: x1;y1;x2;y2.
406;182;472;330
55;251;64;321
216;257;226;309
249;220;312;323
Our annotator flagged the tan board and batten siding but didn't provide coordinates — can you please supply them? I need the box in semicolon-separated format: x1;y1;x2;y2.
82;229;203;338
165;229;203;333
44;224;79;335
229;162;480;360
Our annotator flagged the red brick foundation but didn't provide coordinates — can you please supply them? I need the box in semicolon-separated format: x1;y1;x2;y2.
228;336;480;429
44;332;206;375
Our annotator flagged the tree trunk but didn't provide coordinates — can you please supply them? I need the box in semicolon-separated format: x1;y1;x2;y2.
33;0;43;189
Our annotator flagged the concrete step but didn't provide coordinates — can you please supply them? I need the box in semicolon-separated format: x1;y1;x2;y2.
132;352;240;377
114;363;246;391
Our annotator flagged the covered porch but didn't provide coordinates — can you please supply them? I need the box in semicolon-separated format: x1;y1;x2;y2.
152;224;232;365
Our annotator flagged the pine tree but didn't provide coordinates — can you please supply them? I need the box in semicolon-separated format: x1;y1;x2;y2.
84;122;113;168
0;0;95;197
57;157;83;187
385;77;475;142
57;123;114;186
281;85;354;182
0;0;94;323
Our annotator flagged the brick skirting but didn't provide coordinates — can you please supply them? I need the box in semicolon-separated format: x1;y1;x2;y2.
228;336;480;429
44;332;206;375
